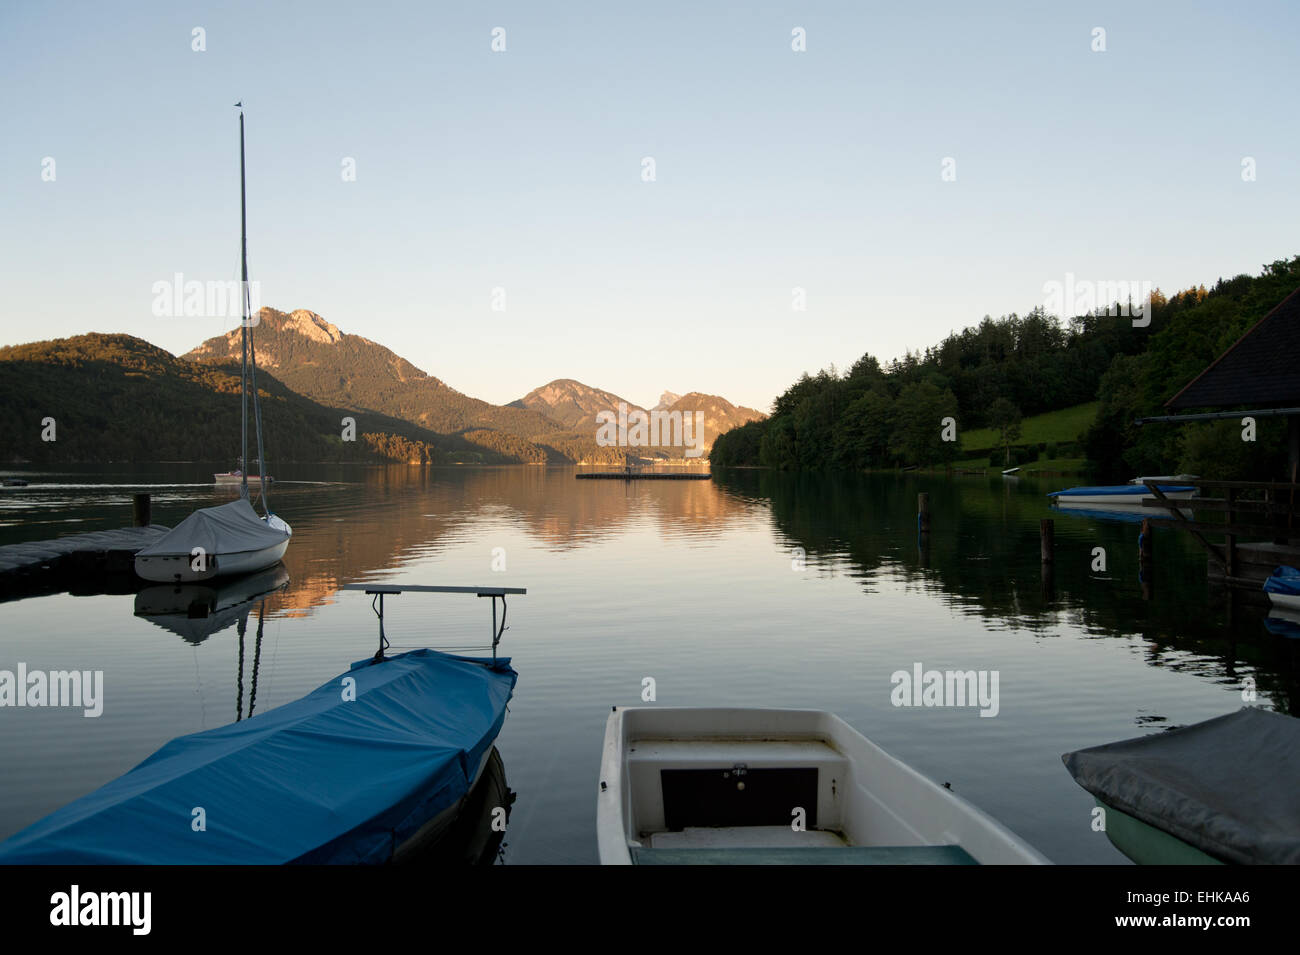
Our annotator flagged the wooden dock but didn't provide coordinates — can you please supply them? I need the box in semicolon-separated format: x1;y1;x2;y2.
0;525;171;598
576;469;711;480
1142;479;1299;589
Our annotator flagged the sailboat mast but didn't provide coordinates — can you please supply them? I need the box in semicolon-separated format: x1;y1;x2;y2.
238;109;250;501
238;108;272;515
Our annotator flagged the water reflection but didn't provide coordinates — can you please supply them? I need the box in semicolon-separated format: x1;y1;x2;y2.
711;469;1300;714
134;564;291;645
5;463;1300;863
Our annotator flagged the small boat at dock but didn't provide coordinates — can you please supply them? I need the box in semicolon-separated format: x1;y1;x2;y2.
1264;565;1300;612
1047;483;1197;506
133;498;291;583
1063;708;1300;864
0;584;526;864
597;707;1048;864
576;466;710;480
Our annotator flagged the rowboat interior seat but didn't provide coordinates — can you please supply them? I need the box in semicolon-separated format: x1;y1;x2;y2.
600;708;1051;865
630;844;978;865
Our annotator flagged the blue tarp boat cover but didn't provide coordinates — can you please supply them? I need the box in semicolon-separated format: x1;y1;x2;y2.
1063;708;1300;864
0;649;516;864
1264;565;1300;598
1047;484;1195;498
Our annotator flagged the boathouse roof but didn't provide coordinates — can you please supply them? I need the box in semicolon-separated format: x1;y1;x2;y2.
1166;285;1300;410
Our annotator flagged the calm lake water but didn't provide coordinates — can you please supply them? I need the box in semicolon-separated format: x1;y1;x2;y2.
1;464;1295;863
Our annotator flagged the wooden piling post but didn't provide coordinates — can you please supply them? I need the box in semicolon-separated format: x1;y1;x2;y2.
1138;518;1153;562
917;493;930;535
132;493;151;527
1224;488;1236;577
1138;517;1156;600
1039;518;1055;601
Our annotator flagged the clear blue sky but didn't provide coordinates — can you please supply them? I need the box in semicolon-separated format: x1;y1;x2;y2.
2;1;1297;412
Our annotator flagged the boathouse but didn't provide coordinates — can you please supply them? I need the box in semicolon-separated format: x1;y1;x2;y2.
1139;284;1300;585
1162;283;1300;480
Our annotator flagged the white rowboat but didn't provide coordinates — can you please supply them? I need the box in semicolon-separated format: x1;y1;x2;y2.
597;707;1049;865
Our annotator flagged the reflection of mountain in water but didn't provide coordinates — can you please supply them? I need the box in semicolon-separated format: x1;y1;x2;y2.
250;466;759;620
711;469;1300;714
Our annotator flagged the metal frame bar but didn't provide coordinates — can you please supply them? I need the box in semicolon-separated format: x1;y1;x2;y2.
1135;407;1300;425
341;584;527;663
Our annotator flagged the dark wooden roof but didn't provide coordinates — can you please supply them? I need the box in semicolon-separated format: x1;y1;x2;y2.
1166;284;1300;410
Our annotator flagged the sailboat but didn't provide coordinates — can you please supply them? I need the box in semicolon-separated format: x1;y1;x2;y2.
135;106;292;584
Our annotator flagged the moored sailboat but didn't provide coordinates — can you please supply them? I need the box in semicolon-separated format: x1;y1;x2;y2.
134;106;290;584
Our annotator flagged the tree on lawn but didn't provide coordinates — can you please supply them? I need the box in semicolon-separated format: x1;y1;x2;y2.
989;397;1022;466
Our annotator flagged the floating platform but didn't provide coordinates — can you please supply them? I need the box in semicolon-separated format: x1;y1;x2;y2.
0;525;171;599
576;471;711;480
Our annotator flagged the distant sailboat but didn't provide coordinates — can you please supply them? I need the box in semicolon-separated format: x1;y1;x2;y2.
135;106;292;584
214;466;272;485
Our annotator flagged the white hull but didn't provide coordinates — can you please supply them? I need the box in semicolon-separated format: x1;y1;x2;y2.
134;538;288;583
597;707;1049;865
135;515;291;583
1268;592;1300;612
1053;489;1196;505
1052;500;1194;520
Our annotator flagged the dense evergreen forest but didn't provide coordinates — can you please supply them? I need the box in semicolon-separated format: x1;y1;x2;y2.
711;257;1300;480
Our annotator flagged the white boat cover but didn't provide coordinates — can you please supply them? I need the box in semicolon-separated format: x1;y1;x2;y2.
136;499;287;558
1062;708;1300;864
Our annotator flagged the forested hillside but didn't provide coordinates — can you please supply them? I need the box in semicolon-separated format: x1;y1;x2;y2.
712;256;1300;479
0;334;514;465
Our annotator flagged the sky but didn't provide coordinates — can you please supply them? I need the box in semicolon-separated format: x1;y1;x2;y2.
2;1;1297;413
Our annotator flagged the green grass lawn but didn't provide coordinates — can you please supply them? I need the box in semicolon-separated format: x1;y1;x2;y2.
960;401;1098;453
1023;457;1087;474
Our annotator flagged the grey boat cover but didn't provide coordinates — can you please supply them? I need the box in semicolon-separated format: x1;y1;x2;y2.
135;499;286;558
1062;708;1300;864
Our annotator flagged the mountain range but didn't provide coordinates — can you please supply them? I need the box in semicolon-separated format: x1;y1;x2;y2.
182;309;764;463
508;378;764;450
0;332;488;466
1;307;763;465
